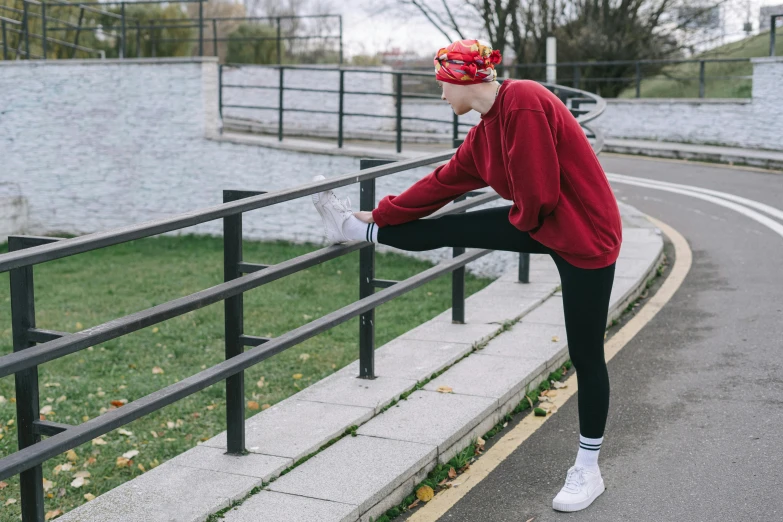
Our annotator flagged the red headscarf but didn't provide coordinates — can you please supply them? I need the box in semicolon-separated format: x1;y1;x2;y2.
434;39;502;85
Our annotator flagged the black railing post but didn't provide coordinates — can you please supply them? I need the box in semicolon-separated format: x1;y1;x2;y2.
198;0;204;57
573;65;580;89
338;69;344;148
41;1;47;59
221;190;264;454
212;18;218;57
150;20;156;57
771;15;779;57
136;21;141;57
71;7;84;59
358;159;392;379
635;61;641;98
276;17;281;64
699;60;706;98
395;72;402;153
451;139;467;323
338;15;343;65
278;67;284;141
452;112;458;144
8;237;45;522
120;2;126;59
2;20;7;61
218;64;223;120
518;252;530;283
22;0;29;59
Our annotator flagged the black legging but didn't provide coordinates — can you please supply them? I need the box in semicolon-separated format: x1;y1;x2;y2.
377;205;615;439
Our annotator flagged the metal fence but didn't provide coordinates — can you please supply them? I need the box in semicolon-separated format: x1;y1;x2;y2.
219;65;606;153
0;81;604;519
0;0;343;63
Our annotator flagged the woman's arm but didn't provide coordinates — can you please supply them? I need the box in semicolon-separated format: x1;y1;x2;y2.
371;132;488;227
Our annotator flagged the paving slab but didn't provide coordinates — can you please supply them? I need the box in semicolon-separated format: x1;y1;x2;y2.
339;338;473;381
58;459;261;522
430;287;551;325
199;397;374;461
398;319;499;345
292;366;419;414
221;490;359;522
481;321;569;364
166;444;292;479
265;435;437;515
356;390;497;457
518;295;565;326
422;353;546;408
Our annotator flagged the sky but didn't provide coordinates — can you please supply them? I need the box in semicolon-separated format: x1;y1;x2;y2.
335;0;783;59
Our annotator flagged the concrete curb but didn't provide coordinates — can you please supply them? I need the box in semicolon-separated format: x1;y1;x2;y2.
58;205;664;522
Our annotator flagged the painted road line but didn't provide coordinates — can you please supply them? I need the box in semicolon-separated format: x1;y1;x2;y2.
602;152;783;175
407;216;690;522
607;175;783;239
608;173;783;222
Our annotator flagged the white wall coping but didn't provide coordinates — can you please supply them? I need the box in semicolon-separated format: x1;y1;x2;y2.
750;56;783;64
0;57;218;67
605;97;751;105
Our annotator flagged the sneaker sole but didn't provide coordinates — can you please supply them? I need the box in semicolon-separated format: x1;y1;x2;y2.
552;479;605;512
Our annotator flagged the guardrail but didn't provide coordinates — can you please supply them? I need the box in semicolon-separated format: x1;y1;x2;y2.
219;65;605;154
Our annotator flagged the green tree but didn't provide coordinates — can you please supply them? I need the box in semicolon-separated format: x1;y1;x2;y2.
225;22;280;64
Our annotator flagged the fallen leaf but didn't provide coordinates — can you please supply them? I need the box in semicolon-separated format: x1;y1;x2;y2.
262;404;271;410
40;405;53;415
42;478;53;491
152;367;164;374
44;383;60;388
416;485;434;502
111;400;128;408
117;428;132;436
70;476;88;488
84;457;97;467
292;373;303;380
551;336;559;342
408;498;421;509
137;463;146;472
56;395;67;403
122;450;139;460
84;493;95;501
92;438;107;446
551;381;567;389
247;401;260;410
75;322;83;329
256;377;265;388
45;508;62;520
436;386;453;394
66;450;78;462
299;353;310;362
116;456;131;467
0;481;7;489
448;467;457;479
152;327;159;333
5;498;16;505
72;471;90;479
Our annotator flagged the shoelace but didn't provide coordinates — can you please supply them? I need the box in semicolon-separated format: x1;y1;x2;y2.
563;466;586;492
327;191;352;214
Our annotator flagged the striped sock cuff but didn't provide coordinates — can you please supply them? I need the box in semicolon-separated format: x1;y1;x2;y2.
579;434;603;451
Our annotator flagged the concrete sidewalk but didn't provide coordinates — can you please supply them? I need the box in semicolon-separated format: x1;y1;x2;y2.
58;202;663;522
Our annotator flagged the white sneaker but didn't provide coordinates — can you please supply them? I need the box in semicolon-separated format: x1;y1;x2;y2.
552;465;605;512
311;175;354;245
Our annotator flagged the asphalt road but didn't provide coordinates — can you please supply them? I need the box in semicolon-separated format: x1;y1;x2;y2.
405;156;783;522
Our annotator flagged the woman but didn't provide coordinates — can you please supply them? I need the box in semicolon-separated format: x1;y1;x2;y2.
312;38;622;513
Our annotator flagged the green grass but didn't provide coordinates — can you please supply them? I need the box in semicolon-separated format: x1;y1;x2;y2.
0;235;493;520
617;30;782;98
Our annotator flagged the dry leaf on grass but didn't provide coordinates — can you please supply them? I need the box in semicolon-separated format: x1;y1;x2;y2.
117;429;132;436
247;401;260;410
408;498;421;509
415;485;434;502
4;498;16;505
152;367;164;374
84;493;95;501
92;438;107;446
44;509;62;520
122;450;139;460
70;476;89;488
42;478;53;491
448;467;457;479
66;450;78;462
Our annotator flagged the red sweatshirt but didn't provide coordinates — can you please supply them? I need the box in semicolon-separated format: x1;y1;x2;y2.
371;79;622;269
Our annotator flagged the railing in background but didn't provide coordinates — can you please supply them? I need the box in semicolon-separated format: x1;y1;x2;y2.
219;65;606;154
0;0;343;64
772;14;783;57
0;141;568;519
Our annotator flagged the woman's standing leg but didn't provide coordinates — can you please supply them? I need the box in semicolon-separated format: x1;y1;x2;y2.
551;253;615;463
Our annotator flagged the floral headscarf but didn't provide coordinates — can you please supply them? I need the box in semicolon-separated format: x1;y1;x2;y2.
434;39;502;85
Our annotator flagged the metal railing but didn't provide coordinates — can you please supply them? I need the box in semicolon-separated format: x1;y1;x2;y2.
0;0;343;63
772;14;783;57
219;65;605;153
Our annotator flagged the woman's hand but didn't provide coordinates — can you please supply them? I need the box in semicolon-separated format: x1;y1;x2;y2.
353;211;375;224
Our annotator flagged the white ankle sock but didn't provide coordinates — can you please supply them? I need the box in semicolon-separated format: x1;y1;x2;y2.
574;434;602;470
342;215;378;242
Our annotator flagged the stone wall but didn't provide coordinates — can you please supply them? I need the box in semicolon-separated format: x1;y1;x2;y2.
589;57;782;151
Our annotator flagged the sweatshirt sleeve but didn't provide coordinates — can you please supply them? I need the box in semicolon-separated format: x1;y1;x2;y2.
371;135;488;227
505;109;561;232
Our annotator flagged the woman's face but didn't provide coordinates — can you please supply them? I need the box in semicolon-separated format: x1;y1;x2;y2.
438;80;471;116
